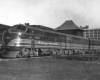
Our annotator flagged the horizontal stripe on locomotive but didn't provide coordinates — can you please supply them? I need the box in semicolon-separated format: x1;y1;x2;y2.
17;43;60;46
7;44;88;49
7;39;61;46
7;39;32;46
36;40;59;45
7;44;61;48
7;45;64;49
35;45;62;48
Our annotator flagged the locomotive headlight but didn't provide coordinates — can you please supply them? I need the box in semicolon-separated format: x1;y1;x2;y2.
18;32;21;36
18;32;22;38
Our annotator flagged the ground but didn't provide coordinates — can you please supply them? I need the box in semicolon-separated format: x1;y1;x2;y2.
0;57;100;80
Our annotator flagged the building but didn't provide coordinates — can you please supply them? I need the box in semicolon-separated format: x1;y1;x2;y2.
55;20;84;37
84;28;100;40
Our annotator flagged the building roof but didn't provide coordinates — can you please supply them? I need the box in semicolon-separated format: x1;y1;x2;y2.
56;20;83;30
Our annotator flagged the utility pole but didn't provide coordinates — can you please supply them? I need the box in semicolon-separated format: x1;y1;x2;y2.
88;38;90;51
30;30;34;57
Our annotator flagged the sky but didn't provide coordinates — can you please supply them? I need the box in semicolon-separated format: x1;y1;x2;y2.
0;0;100;29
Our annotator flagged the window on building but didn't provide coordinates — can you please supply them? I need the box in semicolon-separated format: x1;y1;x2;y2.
94;30;97;34
98;30;100;34
90;30;93;33
90;35;93;38
94;35;97;38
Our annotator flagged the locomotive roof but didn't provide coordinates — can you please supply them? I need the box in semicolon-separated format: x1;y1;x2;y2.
29;25;66;35
13;24;88;40
30;25;55;31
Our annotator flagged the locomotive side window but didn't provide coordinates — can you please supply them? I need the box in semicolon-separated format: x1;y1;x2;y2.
34;30;44;35
67;35;72;43
45;32;58;38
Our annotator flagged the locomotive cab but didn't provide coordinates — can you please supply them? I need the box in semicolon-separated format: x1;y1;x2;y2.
0;24;35;58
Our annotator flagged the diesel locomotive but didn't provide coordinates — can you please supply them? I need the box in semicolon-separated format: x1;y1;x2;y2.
0;24;100;58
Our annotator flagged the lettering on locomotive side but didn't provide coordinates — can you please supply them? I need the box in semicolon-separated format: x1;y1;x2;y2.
35;36;40;39
37;41;59;45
